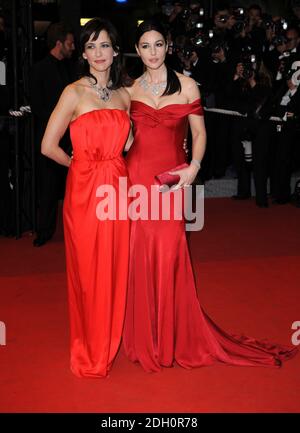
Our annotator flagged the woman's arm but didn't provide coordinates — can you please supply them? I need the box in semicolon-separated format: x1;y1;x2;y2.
123;87;134;152
124;123;134;152
41;84;78;167
187;78;206;165
170;77;206;188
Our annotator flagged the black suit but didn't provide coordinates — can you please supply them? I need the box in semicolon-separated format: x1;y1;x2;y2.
260;83;300;202
29;54;74;241
229;79;273;205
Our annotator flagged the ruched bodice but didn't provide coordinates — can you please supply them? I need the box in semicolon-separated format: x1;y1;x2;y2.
127;99;203;187
70;109;130;162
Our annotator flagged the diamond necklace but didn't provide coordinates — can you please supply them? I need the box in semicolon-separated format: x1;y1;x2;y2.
87;77;113;102
139;73;167;96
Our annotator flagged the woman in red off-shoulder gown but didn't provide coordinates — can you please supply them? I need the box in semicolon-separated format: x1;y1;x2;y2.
122;19;298;373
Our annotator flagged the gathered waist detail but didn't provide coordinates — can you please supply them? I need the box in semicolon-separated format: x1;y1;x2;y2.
72;155;123;163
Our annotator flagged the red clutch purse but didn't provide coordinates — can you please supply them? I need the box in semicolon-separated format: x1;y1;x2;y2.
154;163;189;188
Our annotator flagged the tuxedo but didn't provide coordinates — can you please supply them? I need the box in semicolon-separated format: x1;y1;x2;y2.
255;82;300;202
29;54;75;242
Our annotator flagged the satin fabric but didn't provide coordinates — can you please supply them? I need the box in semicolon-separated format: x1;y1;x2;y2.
123;99;298;372
63;109;130;378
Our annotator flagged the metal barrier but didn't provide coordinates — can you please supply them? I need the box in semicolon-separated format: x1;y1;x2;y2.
204;107;284;123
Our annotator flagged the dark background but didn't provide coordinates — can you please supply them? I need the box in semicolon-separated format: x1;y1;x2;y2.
0;0;298;53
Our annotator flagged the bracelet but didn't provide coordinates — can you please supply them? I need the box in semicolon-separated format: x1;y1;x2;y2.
190;159;201;170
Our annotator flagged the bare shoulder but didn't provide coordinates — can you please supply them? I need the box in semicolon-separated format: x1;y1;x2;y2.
62;80;84;98
124;78;138;97
55;82;81;114
68;78;89;97
118;87;131;106
177;73;201;102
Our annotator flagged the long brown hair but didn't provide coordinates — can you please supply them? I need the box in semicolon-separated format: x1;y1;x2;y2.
136;19;182;96
78;18;125;90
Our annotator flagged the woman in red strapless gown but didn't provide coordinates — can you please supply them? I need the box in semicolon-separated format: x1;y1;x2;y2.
64;109;130;378
123;19;298;373
41;18;132;378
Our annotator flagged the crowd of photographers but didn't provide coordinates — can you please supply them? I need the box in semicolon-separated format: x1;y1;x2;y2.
157;1;300;207
1;3;300;240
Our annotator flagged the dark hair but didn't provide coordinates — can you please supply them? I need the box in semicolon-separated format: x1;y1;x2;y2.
135;19;181;96
79;17;127;90
47;22;73;50
213;3;230;16
248;4;262;14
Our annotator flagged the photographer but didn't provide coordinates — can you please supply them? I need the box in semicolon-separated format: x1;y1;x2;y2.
180;43;210;89
0;13;14;236
291;0;300;28
207;39;236;106
246;4;266;57
213;6;235;37
263;16;291;83
286;27;300;62
29;22;75;246
259;62;300;204
200;39;236;178
229;56;273;207
168;1;187;39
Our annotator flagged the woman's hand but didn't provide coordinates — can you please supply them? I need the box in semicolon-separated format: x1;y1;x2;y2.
168;163;199;190
234;63;244;80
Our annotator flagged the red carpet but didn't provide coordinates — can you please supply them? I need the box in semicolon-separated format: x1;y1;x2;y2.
0;198;299;413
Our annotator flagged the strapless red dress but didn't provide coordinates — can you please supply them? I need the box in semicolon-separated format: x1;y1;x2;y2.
63;109;131;378
123;99;297;372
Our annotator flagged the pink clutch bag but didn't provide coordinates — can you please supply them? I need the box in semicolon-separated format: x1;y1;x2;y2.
154;163;189;188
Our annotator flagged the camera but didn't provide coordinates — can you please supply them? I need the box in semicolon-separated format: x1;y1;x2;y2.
181;8;191;20
191;35;205;47
234;7;245;16
261;14;274;30
181;44;195;58
231;8;249;34
272;34;288;47
273;19;289;36
218;14;229;23
191;32;211;48
242;63;255;79
240;51;256;79
195;22;204;29
232;17;248;34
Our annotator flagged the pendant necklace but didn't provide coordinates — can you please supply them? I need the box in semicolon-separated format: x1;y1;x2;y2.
139;73;167;96
87;77;113;102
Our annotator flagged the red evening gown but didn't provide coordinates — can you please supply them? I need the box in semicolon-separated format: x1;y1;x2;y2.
123;99;297;372
63;109;131;378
